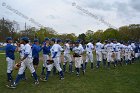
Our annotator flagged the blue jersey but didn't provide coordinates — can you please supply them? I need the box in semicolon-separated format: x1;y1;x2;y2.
42;43;51;55
5;43;16;60
32;44;42;58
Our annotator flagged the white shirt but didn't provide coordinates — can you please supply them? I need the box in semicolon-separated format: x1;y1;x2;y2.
51;44;63;58
105;43;114;52
20;44;25;58
86;42;94;52
64;43;70;54
73;45;83;55
24;43;32;58
95;42;103;52
114;43;121;52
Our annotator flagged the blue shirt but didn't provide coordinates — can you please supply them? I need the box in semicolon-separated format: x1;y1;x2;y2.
5;43;16;60
32;44;42;58
42;43;51;55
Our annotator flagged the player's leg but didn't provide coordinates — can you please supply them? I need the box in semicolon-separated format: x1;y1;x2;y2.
68;54;73;73
89;53;94;69
33;57;39;72
43;64;53;81
41;55;47;76
54;57;64;80
75;57;80;77
26;58;39;85
85;53;89;69
63;55;67;73
6;57;15;87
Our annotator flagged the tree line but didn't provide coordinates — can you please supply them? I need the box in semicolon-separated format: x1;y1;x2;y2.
0;18;140;43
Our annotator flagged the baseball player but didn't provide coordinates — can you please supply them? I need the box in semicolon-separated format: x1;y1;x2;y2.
63;39;73;73
73;41;85;76
7;37;39;88
104;40;115;68
113;40;121;66
41;38;64;81
40;38;51;79
32;39;42;71
102;40;108;67
85;40;94;69
95;39;103;68
5;37;17;86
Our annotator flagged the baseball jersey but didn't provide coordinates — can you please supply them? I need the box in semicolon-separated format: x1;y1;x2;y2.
95;42;103;52
86;42;94;52
104;43;114;52
50;44;63;58
24;43;32;58
32;44;42;58
64;43;70;54
114;43;121;52
19;44;25;58
5;43;16;60
73;45;83;55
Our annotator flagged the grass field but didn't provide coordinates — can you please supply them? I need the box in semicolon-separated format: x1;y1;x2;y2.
0;52;140;93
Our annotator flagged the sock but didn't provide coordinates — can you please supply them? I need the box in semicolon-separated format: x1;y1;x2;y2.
76;68;80;74
32;72;38;81
22;72;26;79
63;64;66;72
59;71;64;78
7;73;11;81
15;74;22;84
41;67;45;75
45;71;50;80
91;63;93;69
103;59;106;67
107;62;110;68
81;64;84;70
53;66;56;75
85;62;87;69
97;61;100;67
69;62;72;72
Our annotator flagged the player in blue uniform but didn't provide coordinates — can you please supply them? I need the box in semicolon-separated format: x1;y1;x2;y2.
5;37;17;86
32;39;42;71
7;37;39;88
40;38;51;80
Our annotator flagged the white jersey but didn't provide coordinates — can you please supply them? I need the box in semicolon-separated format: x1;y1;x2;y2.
105;43;114;52
51;44;63;58
24;43;32;58
20;44;25;58
114;43;121;52
79;44;85;53
73;45;83;55
131;43;136;50
95;42;103;52
86;42;94;53
64;43;70;54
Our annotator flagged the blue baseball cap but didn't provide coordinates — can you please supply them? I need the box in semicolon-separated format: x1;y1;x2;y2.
6;37;12;41
45;37;49;41
51;38;56;42
34;39;39;42
21;37;29;43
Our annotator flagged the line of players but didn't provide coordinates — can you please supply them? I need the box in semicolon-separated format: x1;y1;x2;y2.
5;37;140;88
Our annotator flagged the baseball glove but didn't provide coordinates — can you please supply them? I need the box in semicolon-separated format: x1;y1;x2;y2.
73;53;81;57
14;62;21;70
47;60;54;65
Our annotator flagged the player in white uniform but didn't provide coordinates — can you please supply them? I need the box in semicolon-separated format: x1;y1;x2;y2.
85;40;94;69
114;40;122;66
95;39;103;68
73;41;85;76
104;40;115;68
63;40;73;73
102;40;108;67
43;38;64;81
8;37;39;88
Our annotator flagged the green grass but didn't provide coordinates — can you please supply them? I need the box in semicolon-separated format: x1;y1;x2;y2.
0;52;140;93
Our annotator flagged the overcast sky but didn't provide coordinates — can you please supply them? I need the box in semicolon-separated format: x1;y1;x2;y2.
0;0;140;35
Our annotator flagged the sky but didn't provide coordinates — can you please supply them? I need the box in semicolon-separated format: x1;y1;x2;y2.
0;0;140;35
